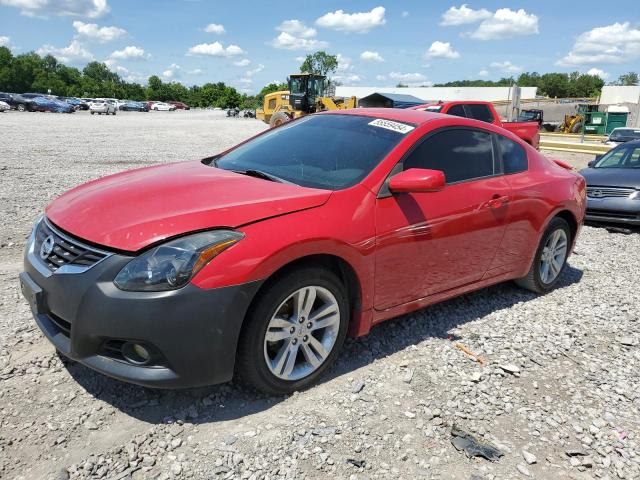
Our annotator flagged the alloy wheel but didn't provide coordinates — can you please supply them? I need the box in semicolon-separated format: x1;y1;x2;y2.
263;286;340;381
539;229;568;284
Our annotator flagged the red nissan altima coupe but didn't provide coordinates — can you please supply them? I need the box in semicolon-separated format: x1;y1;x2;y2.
20;109;586;394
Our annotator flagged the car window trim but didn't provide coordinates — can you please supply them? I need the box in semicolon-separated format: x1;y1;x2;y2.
378;125;502;198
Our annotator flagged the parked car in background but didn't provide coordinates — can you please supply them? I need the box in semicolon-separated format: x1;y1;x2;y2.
580;140;640;226
151;102;176;111
63;97;89;110
603;128;640;147
0;100;9;112
20;109;585;394
168;101;190;110
31;96;75;113
20;93;46;100
119;101;149;112
90;100;117;115
411;101;540;149
0;92;36;111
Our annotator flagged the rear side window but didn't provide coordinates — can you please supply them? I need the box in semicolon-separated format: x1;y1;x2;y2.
467;104;494;123
403;129;495;183
497;135;528;174
447;104;466;118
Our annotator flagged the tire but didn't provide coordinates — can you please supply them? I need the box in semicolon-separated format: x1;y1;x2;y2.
515;217;571;294
571;122;583;134
112;110;117;115
91;111;94;115
237;266;349;395
17;103;25;112
269;111;290;128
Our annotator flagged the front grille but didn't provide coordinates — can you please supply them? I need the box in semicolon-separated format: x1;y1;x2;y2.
34;219;109;273
587;186;637;198
586;208;640;220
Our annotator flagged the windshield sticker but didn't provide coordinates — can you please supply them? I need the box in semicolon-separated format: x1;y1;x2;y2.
368;118;415;134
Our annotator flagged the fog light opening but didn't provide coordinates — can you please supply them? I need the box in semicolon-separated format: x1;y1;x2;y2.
122;342;152;365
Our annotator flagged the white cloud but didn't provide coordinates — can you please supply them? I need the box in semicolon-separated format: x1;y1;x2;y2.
110;46;150;60
586;67;610;80
556;22;640;66
187;41;245;57
233;58;250;67
489;60;523;74
0;36;10;47
268;31;327;51
294;56;306;63
277;19;317;38
316;6;386;33
375;74;387;81
162;63;181;79
440;4;491;26
468;8;539;40
425;41;460;59
389;72;427;82
188;68;203;75
332;73;362;84
478;69;489;77
72;20;125;43
0;0;109;18
246;64;264;77
401;11;409;18
204;23;225;34
37;40;94;64
360;50;384;62
269;20;327;51
336;53;353;71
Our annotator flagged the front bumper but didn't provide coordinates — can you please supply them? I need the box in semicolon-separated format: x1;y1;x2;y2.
20;232;262;388
585;197;640;225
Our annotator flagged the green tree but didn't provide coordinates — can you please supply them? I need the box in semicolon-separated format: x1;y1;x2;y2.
299;51;338;77
615;72;639;86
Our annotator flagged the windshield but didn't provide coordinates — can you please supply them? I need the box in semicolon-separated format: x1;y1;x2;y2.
594;145;640;168
610;129;640;141
290;77;305;95
213;115;413;190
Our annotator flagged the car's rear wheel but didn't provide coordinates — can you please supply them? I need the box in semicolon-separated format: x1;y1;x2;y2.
237;267;349;394
515;217;571;293
17;103;25;112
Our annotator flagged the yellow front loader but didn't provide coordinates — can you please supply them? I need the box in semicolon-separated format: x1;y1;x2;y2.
256;73;357;127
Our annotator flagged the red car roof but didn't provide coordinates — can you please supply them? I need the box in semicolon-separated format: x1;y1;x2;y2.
322;107;439;125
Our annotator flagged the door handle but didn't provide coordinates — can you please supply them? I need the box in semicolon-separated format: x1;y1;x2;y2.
486;195;510;209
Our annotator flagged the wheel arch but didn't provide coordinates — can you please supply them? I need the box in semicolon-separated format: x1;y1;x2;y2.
242;253;364;337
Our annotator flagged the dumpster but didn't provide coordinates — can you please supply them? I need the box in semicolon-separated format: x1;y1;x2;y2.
584;111;606;135
606;105;630;134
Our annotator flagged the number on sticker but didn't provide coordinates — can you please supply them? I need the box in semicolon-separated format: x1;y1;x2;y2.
368;119;415;134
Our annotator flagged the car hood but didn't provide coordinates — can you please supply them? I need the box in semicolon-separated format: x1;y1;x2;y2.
46;160;332;252
579;168;640;189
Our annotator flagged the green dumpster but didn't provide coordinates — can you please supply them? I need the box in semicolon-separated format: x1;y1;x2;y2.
606;106;629;134
584;111;606;135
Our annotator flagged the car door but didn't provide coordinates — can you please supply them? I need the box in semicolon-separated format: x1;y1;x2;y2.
374;127;512;310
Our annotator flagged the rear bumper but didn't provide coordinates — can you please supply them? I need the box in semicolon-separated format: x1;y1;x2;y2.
21;240;262;388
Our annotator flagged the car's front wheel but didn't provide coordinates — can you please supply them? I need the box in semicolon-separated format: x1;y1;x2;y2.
237;267;349;394
17;103;25;112
515;217;571;293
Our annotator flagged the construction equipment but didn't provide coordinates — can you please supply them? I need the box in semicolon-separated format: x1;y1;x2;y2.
256;73;357;127
558;104;599;134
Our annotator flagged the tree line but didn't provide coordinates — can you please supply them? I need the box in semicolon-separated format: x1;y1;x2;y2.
0;46;260;108
433;71;638;98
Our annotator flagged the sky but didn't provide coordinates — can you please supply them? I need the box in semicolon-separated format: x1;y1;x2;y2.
1;0;639;93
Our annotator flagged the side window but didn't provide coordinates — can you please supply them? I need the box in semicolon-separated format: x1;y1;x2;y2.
467;104;494;123
497;135;528;174
403;129;495;183
447;104;466;118
268;98;276;109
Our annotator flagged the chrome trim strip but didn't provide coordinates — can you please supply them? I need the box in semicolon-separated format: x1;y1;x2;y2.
26;217;114;276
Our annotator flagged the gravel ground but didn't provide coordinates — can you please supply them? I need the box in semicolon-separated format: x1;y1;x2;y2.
1;109;639;480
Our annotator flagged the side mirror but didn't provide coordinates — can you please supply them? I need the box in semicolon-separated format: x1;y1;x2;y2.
588;155;602;168
389;168;446;194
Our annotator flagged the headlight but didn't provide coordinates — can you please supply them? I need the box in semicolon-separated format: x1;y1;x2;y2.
114;230;243;291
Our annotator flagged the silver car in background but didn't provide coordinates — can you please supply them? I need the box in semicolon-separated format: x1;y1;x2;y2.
90;100;117;115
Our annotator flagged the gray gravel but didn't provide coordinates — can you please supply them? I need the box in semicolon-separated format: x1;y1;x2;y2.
1;109;639;480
